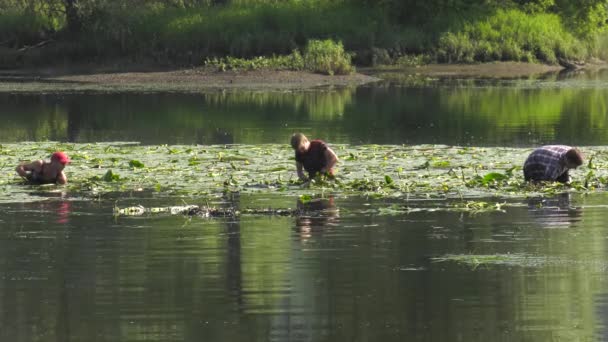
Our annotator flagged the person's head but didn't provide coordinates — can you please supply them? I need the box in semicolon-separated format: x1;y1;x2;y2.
564;148;583;169
291;133;310;153
50;151;70;170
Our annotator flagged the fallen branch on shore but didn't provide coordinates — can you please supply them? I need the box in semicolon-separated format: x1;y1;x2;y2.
17;39;54;53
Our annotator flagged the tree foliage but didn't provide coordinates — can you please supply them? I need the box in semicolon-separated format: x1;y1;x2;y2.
0;0;607;64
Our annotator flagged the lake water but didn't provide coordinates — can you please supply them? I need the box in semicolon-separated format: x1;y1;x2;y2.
3;69;608;146
2;69;608;341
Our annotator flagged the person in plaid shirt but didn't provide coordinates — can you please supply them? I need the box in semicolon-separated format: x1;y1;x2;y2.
523;145;583;183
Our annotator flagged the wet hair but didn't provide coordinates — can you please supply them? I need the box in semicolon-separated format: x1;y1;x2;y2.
290;133;308;149
565;148;583;167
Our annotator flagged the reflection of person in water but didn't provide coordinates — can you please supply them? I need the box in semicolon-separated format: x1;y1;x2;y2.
527;193;582;228
21;200;72;224
16;151;70;185
295;196;339;241
56;201;71;224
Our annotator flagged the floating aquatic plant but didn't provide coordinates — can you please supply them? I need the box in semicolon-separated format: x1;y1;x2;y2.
0;142;606;204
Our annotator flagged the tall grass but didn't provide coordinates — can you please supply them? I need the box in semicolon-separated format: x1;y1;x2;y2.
436;9;590;63
76;1;393;60
0;2;604;66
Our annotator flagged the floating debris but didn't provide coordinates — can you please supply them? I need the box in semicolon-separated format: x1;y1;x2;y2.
114;204;300;217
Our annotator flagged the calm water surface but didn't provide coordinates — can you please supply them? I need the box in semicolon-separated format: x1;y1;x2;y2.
1;193;607;341
2;70;608;341
2;69;608;146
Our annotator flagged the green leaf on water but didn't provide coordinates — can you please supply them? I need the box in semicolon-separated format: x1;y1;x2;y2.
432;160;450;168
299;194;313;204
481;172;508;185
346;152;358;161
103;169;121;182
588;156;595;169
129;160;145;168
384;175;394;185
414;161;430;170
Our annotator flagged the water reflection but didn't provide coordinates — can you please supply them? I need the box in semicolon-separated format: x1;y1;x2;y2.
0;193;608;341
295;196;339;242
526;193;583;228
3;70;608;145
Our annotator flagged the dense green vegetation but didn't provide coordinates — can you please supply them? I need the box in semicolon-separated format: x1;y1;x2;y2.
1;0;607;67
204;39;354;75
2;142;608;205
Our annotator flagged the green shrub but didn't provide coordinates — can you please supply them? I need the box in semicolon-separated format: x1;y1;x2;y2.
204;39;355;76
437;32;474;63
0;9;59;47
0;1;604;66
303;39;354;75
501;39;523;61
592;32;608;61
395;54;432;66
204;50;304;71
435;9;590;64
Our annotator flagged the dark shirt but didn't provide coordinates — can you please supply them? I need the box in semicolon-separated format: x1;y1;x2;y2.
295;140;329;178
523;145;571;181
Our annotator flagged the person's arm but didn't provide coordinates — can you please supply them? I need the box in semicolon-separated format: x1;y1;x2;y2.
15;160;42;179
56;171;68;185
296;161;307;181
320;147;338;175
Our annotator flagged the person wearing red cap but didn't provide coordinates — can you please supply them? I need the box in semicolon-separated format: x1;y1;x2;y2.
16;151;70;185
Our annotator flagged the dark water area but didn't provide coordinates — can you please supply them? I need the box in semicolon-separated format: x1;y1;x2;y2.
3;71;608;341
1;193;608;341
3;69;608;146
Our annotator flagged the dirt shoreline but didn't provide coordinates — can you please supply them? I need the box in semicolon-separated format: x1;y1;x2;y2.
366;61;566;78
0;61;597;93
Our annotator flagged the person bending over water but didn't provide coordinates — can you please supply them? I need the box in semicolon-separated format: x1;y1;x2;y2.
523;145;583;184
291;133;338;181
16;151;70;185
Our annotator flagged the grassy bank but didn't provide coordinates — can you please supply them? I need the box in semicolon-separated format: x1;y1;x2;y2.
0;1;606;68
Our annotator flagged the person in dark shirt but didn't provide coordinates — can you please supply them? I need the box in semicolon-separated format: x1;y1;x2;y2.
16;151;70;185
290;133;338;181
523;145;583;183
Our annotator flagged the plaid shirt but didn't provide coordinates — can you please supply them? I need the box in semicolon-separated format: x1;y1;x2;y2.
523;145;572;181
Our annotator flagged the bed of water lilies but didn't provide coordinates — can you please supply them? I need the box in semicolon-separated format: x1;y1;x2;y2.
1;142;607;205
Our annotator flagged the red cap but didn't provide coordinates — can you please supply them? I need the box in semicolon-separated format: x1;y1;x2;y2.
51;151;70;164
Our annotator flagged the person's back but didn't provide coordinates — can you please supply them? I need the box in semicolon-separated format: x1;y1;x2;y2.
523;145;583;183
291;133;338;181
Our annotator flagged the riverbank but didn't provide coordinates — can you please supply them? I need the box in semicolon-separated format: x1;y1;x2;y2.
0;61;594;93
368;62;565;78
0;67;381;93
